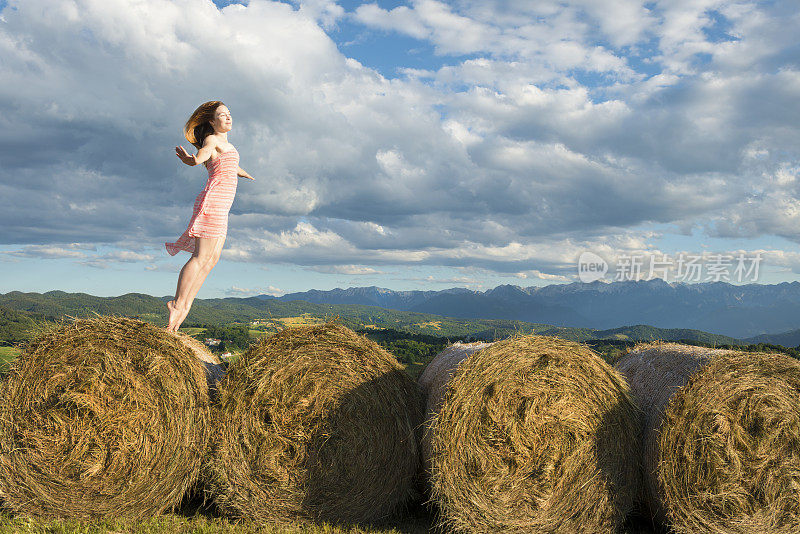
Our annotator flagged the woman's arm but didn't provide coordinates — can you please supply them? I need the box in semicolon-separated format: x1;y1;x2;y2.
237;166;255;180
175;136;217;166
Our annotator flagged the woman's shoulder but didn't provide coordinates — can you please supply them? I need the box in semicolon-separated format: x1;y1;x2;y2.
201;134;220;148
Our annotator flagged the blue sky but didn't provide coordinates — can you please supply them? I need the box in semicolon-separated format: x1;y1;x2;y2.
1;0;799;298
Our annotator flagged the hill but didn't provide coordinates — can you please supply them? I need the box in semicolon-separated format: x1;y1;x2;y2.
0;290;753;347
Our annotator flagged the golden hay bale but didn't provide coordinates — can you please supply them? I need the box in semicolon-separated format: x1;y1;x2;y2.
614;341;800;534
425;335;641;534
0;316;212;520
206;322;424;526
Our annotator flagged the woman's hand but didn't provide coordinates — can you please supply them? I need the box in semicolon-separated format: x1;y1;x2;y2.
237;166;255;180
175;146;197;166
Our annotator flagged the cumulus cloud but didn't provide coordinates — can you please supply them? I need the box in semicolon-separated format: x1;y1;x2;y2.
1;243;96;260
0;0;798;285
225;285;284;297
307;265;385;275
290;0;345;29
78;250;157;269
1;242;157;269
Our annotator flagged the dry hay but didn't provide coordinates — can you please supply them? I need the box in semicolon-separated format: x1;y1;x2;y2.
614;341;800;534
425;335;641;534
172;331;226;399
418;341;492;462
0;316;212;520
206;322;424;526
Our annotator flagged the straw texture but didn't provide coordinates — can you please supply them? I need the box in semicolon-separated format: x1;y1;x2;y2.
0;316;212;519
614;341;800;534
206;323;424;526
172;331;226;399
418;341;492;463
425;335;641;534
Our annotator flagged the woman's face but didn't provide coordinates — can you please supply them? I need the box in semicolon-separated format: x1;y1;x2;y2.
210;105;232;133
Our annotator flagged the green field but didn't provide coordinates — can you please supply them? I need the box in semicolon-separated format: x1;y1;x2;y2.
181;327;206;336
0;346;20;372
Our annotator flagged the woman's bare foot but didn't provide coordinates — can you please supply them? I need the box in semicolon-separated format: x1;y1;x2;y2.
173;302;193;332
166;300;182;332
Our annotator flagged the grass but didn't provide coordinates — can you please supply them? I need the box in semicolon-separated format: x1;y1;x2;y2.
411;322;442;331
275;316;324;327
181;327;207;336
0;503;661;533
0;515;429;533
0;346;20;358
0;346;20;373
248;329;268;339
0;499;437;534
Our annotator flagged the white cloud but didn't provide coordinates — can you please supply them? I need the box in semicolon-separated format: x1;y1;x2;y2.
225;285;284;297
307;265;384;275
408;275;484;286
291;0;344;30
79;250;157;269
353;3;430;40
514;270;572;282
1;244;94;259
144;263;181;273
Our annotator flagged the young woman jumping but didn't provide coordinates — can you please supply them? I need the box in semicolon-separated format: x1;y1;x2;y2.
164;100;254;332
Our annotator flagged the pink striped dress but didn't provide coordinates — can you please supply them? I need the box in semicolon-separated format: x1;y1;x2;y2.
165;147;239;255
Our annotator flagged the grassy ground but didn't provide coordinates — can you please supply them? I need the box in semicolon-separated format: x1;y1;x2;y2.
248;329;268;339
0;514;432;534
274;316;324;327
0;346;21;359
0;500;663;533
0;346;20;373
0;498;437;534
182;327;207;337
0;490;665;533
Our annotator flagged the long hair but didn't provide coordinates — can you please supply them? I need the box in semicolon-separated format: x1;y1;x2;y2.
184;100;225;149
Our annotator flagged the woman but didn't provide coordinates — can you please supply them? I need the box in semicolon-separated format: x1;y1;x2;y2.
164;101;254;332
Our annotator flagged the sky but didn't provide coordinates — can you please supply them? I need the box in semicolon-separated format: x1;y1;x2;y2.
1;0;799;298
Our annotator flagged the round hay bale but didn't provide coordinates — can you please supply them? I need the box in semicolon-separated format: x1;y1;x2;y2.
0;316;212;519
614;341;800;534
418;341;492;462
427;335;641;534
206;322;424;525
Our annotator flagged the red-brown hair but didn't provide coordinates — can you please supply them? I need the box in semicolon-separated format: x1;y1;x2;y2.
184;100;225;149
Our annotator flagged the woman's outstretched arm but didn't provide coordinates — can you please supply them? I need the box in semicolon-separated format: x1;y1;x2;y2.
175;136;217;166
237;166;255;180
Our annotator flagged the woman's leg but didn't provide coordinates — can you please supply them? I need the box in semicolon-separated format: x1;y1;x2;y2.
171;235;226;331
167;236;218;332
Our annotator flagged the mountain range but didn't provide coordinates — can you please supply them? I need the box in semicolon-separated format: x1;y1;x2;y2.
2;279;800;346
263;279;800;341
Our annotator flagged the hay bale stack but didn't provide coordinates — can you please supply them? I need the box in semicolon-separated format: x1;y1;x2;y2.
614;341;800;534
424;335;641;534
0;316;212;519
206;322;424;525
